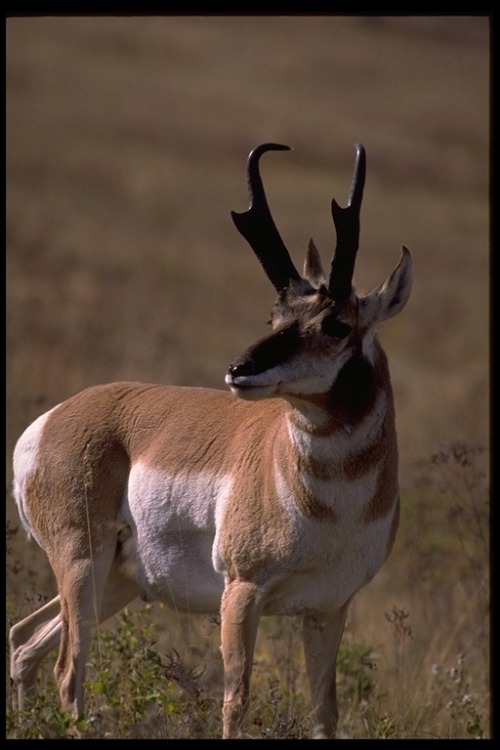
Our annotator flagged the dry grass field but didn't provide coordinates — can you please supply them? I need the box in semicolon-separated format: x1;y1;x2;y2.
6;16;490;739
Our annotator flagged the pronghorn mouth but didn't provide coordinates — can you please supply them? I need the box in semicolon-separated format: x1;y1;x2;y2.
225;373;278;399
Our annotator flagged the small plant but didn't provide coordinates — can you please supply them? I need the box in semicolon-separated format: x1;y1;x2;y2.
430;443;489;601
83;606;218;738
385;605;413;686
7;605;220;739
337;639;378;705
431;652;486;739
6;690;84;740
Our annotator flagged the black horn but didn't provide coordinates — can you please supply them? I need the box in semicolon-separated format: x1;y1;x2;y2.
328;143;366;301
231;143;301;293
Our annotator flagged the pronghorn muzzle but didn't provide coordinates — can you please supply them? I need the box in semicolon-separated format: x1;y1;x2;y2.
226;321;300;391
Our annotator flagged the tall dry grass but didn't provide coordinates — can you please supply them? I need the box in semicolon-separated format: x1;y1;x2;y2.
6;16;490;739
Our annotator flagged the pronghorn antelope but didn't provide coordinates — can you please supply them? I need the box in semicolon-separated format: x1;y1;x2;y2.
10;142;412;739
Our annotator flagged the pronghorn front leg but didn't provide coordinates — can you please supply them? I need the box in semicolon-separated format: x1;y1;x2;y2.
220;580;265;739
302;602;351;739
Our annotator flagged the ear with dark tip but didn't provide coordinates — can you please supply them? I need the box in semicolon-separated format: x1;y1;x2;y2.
328;143;366;302
303;238;326;287
231;143;301;293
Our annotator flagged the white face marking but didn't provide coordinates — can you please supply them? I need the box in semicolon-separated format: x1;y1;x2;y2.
279;346;354;396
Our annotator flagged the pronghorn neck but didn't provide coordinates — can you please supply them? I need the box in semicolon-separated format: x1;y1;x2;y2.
274;342;396;527
284;338;390;437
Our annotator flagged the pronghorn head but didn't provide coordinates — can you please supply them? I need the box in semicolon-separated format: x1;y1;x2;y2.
226;143;413;404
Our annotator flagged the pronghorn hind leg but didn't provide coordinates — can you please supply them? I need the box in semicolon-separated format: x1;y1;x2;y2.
220;580;265;739
9;595;62;710
10;564;139;714
302;601;350;739
51;532;138;719
55;560;105;718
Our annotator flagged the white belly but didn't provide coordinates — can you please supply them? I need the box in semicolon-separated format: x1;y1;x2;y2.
120;463;227;612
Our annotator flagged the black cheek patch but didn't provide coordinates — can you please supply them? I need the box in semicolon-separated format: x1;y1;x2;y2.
329;353;377;424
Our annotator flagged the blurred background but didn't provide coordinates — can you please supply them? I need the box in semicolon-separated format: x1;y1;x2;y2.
6;16;490;738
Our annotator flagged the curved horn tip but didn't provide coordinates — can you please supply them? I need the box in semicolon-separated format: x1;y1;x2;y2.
352;143;366;172
354;143;366;169
248;143;292;160
353;143;366;169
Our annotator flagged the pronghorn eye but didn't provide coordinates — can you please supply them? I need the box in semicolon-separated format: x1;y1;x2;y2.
321;316;352;339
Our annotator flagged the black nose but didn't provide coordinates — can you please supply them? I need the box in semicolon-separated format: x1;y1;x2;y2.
228;360;255;378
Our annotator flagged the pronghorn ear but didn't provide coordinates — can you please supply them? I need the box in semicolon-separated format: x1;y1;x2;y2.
303;238;326;287
359;247;413;326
